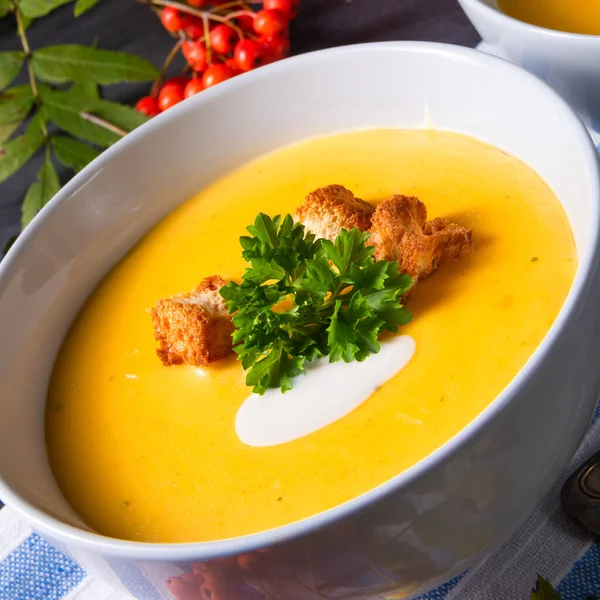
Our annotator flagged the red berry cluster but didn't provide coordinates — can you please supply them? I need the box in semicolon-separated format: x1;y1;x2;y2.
136;0;298;117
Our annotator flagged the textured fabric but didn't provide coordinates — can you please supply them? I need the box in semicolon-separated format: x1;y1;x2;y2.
0;531;86;600
558;545;600;600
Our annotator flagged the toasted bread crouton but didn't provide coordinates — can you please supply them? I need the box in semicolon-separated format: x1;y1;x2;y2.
151;275;234;367
369;195;472;283
423;217;473;260
295;184;375;240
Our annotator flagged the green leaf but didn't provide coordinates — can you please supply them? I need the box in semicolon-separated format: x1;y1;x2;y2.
303;256;336;293
240;213;318;286
0;86;34;143
32;45;159;85
21;156;60;228
90;99;149;131
20;0;72;18
0;52;25;92
0;0;13;17
321;228;373;276
327;300;361;363
21;14;33;29
0;114;45;185
0;85;34;125
531;576;561;600
0;120;22;144
248;213;281;249
74;0;101;16
70;80;100;100
245;341;305;395
52;135;100;172
40;87;119;147
42;88;146;148
3;234;17;256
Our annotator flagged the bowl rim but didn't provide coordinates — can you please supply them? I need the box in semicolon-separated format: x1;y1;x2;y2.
1;40;599;561
458;0;600;42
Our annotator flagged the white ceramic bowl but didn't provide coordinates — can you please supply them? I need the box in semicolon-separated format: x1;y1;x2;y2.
457;0;600;131
0;42;599;599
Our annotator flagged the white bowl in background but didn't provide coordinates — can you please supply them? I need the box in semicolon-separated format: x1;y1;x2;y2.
0;42;599;599
457;0;600;131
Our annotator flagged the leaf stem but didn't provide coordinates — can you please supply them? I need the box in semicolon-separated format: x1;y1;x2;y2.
80;111;127;137
14;7;30;56
14;3;49;139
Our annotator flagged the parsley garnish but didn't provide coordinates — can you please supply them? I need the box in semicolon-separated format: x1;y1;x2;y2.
220;213;413;394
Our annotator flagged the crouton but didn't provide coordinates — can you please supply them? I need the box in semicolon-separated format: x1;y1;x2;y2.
151;275;234;367
423;217;474;260
295;184;375;240
369;195;472;283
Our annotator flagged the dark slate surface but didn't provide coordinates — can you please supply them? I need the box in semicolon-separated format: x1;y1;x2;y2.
0;0;479;510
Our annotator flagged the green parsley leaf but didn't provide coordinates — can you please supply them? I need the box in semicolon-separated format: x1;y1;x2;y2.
531;575;562;600
221;214;413;394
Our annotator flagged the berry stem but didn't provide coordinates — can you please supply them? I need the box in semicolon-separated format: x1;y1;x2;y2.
150;5;170;28
210;1;250;12
202;12;212;65
150;37;184;97
223;9;254;19
230;22;245;39
143;0;233;25
79;111;128;137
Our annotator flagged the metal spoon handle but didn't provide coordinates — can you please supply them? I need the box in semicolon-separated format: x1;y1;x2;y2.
561;450;600;536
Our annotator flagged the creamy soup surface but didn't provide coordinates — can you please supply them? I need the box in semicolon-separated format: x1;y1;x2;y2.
498;0;600;35
46;129;576;543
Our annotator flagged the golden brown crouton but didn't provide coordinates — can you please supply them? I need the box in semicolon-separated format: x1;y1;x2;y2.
369;195;472;283
295;184;375;240
151;275;234;367
423;217;474;260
